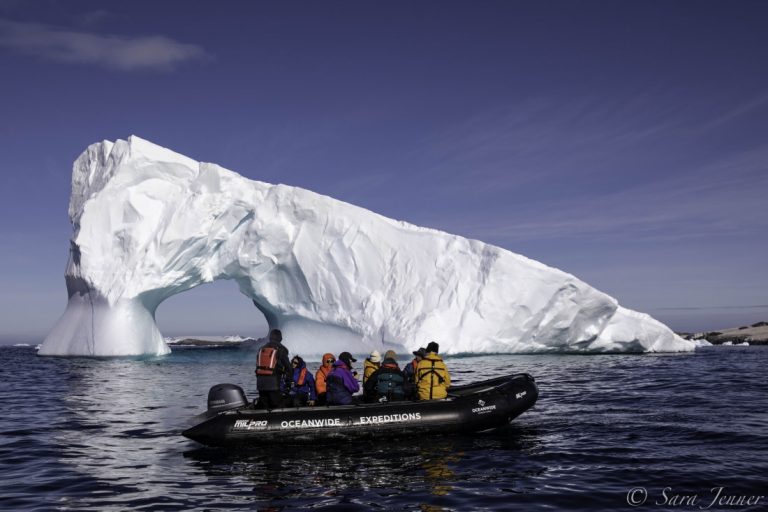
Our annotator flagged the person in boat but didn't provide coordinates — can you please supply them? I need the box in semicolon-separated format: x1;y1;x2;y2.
254;329;292;409
415;341;451;400
403;347;426;399
363;350;381;385
283;355;317;407
326;351;360;405
363;352;406;403
314;352;336;406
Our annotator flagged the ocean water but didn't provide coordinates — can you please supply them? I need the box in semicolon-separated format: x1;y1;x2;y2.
1;344;766;511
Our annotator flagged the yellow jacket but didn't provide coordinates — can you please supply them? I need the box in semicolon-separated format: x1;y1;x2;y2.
415;353;450;400
363;358;380;385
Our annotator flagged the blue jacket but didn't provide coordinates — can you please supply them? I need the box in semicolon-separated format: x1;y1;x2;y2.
283;360;317;400
326;360;359;405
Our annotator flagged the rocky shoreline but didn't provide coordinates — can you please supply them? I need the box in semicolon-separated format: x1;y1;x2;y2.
165;337;258;348
677;321;768;346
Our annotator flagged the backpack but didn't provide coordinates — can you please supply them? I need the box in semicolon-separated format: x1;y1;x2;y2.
376;371;405;401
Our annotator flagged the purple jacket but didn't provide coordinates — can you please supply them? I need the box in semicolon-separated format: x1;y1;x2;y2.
326;360;359;405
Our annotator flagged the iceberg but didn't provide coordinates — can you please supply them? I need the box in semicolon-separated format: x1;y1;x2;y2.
39;136;695;356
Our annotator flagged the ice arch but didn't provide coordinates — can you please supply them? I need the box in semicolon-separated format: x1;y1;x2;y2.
39;136;694;356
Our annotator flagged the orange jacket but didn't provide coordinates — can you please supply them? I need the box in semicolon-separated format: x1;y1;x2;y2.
315;353;336;395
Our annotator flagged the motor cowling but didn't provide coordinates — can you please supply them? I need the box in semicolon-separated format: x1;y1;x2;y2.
207;384;248;413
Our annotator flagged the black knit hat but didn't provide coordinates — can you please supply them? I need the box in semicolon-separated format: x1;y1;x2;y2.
425;341;439;354
269;329;282;342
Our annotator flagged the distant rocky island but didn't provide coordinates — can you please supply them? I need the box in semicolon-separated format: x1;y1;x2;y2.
165;335;259;348
677;321;768;346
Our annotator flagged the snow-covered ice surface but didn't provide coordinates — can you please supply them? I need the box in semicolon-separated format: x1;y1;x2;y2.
39;136;695;357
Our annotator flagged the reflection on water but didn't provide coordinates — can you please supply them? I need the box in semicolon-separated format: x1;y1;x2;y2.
181;426;544;510
1;346;767;510
422;444;459;497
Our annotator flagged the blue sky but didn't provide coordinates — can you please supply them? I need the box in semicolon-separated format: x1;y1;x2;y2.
1;0;766;342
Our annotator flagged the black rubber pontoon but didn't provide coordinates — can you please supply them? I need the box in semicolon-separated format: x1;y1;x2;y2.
182;374;538;446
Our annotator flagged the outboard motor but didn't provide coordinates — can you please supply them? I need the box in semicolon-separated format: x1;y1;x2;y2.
207;384;248;414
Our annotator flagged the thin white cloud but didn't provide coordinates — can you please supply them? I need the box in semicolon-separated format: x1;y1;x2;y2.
398;92;768;244
695;92;768;133
0;18;211;71
414;144;768;244
431;142;768;244
401;94;692;198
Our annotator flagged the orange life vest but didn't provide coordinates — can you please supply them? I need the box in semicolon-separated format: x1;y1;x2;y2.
296;367;307;386
256;346;278;376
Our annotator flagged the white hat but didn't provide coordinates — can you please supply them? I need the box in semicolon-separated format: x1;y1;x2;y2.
369;350;381;363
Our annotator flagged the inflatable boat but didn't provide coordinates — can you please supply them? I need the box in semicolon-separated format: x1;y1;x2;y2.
182;374;538;446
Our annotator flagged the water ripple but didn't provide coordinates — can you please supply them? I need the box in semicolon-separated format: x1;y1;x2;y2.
0;345;766;510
